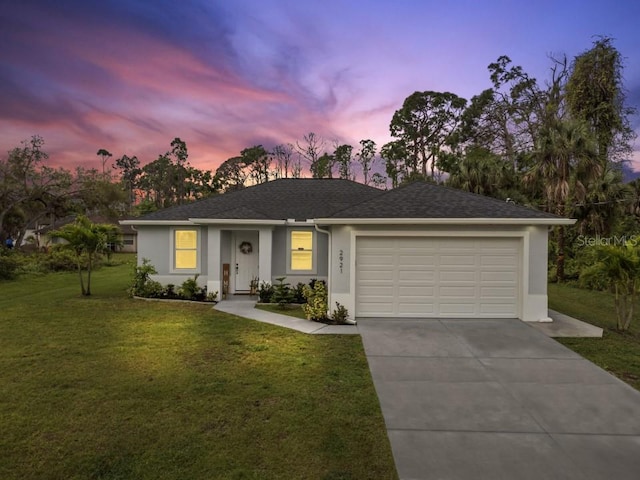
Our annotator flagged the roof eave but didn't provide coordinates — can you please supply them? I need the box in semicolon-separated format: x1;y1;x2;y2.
313;217;576;226
189;218;286;225
119;220;195;226
120;218;290;226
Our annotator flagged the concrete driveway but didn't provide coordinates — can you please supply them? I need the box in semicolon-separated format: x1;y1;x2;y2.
359;318;640;480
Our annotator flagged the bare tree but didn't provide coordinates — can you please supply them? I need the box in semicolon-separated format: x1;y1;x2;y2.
272;144;294;178
296;132;327;178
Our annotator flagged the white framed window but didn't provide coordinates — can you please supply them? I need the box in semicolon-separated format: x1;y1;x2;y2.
172;228;200;272
289;230;314;273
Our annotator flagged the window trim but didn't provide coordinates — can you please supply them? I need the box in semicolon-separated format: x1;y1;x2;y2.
170;227;201;273
287;229;316;274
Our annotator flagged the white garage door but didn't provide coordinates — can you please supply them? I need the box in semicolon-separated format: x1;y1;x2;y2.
356;237;520;318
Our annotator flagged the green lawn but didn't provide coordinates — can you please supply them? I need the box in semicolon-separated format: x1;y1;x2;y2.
548;282;640;391
0;255;397;480
255;303;307;320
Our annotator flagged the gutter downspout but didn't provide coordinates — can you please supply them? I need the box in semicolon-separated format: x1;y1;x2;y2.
313;223;357;326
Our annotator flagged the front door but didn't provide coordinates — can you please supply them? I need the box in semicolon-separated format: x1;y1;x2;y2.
234;231;259;292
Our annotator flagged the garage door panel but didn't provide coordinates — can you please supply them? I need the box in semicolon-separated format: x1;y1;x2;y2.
359;296;395;306
359;269;393;280
358;256;394;266
398;306;436;315
439;286;476;296
480;303;517;314
359;305;394;315
481;248;518;256
479;248;519;256
438;279;477;286
481;271;517;282
481;286;517;297
397;245;436;253
400;286;435;296
398;294;436;303
439;303;476;315
399;271;435;282
440;271;478;282
359;286;394;296
481;255;518;266
356;237;519;318
440;255;476;266
398;255;435;266
398;238;435;248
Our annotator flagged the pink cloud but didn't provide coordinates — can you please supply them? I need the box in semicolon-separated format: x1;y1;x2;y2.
2;0;639;181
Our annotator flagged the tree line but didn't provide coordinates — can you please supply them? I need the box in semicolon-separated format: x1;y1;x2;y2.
0;131;387;244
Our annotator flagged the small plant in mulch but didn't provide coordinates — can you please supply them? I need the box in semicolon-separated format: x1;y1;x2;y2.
258;281;275;303
272;276;295;309
329;302;350;325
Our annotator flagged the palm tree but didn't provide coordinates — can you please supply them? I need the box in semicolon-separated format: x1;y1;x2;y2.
50;216;119;295
527;119;600;281
573;166;631;236
581;242;640;331
447;147;504;197
626;178;640;225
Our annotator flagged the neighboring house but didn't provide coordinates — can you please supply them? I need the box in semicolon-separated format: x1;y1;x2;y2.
121;179;573;322
38;215;137;253
118;222;138;253
21;219;53;248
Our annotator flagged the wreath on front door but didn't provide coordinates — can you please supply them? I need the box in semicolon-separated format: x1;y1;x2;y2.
239;241;253;254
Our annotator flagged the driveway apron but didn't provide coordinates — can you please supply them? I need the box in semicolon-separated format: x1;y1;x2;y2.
359;318;640;480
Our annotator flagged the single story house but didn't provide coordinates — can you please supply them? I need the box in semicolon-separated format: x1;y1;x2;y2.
37;215;137;253
121;179;573;322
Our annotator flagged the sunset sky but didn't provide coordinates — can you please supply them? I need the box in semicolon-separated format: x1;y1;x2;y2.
1;0;639;174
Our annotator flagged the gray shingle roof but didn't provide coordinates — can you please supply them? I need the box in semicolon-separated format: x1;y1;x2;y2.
327;181;559;219
137;178;383;221
134;179;560;222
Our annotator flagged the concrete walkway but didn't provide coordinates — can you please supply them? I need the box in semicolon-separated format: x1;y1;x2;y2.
359;318;640;480
213;298;359;334
533;309;604;337
214;297;600;339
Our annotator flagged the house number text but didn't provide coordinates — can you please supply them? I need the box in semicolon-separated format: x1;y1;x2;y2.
339;249;344;273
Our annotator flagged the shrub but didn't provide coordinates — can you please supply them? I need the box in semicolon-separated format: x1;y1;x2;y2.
0;248;20;280
292;283;306;304
13;253;45;276
42;247;89;272
580;243;640;331
309;278;324;290
178;275;201;300
206;290;218;302
302;281;328;321
163;284;178;299
258;281;275;303
272;276;294;309
140;280;164;298
330;302;350;325
195;286;207;301
130;258;161;297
